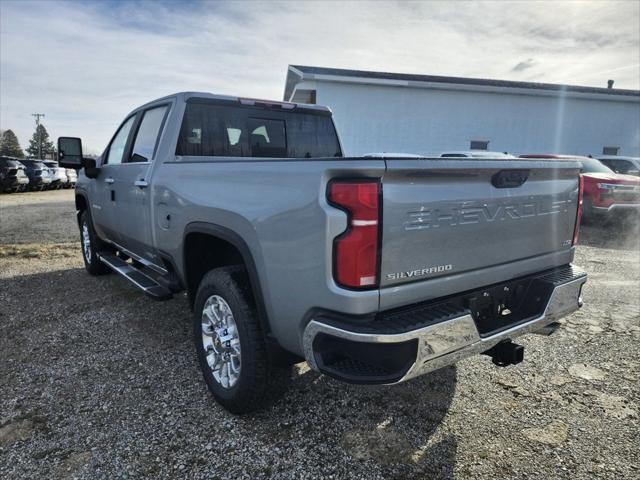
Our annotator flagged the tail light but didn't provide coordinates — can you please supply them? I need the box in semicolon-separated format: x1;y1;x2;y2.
572;175;584;245
328;180;380;289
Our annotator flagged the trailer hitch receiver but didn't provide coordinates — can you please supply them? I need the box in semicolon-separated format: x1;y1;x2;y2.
483;340;524;367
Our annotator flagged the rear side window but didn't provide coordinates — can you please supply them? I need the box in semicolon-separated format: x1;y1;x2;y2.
130;105;168;162
176;103;342;158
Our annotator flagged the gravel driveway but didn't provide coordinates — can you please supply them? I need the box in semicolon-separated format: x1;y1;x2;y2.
1;190;638;479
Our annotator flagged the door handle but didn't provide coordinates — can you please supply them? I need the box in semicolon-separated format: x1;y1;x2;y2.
134;179;149;188
105;177;115;184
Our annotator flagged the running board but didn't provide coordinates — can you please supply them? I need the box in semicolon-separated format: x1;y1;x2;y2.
97;252;173;300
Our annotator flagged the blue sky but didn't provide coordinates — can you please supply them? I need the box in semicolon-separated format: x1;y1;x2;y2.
1;0;639;154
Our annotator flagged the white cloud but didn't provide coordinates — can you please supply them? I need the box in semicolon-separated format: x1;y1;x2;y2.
1;0;638;153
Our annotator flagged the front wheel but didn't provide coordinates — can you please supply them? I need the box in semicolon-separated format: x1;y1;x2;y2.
79;210;111;275
193;266;271;414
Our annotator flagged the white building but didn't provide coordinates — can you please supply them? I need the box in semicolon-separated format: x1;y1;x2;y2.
283;65;640;157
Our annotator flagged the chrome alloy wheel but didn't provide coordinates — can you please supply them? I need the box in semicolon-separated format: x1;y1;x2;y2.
82;223;91;263
201;295;241;388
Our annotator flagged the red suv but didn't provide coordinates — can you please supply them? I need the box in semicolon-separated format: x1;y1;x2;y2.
519;155;640;220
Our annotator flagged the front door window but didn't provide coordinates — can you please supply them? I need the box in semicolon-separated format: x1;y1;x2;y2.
105;116;135;165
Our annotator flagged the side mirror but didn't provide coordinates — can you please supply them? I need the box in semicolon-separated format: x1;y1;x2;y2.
58;137;101;178
58;137;83;168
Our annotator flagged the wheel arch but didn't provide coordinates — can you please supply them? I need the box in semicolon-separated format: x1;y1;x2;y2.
75;192;89;226
75;192;89;210
182;222;271;336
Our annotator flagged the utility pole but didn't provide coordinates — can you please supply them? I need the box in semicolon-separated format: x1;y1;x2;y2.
31;113;45;159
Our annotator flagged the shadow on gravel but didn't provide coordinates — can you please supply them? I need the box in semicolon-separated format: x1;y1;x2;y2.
580;214;640;250
1;266;458;478
252;363;459;475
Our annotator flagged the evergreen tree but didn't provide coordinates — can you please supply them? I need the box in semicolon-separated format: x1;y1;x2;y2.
0;129;25;158
26;124;55;159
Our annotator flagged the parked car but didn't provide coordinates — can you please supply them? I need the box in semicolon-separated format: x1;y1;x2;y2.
520;154;640;220
43;160;68;189
58;92;586;413
65;167;78;188
440;150;516;158
16;159;52;190
595;155;640;177
0;156;30;193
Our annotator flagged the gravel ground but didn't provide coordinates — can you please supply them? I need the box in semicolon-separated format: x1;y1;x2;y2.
1;189;639;479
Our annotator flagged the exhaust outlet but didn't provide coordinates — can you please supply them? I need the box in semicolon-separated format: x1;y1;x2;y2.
483;340;524;367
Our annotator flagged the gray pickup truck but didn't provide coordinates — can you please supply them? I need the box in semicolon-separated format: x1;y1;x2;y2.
58;92;587;413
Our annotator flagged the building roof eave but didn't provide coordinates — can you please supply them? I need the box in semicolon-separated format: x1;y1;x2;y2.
286;65;640;102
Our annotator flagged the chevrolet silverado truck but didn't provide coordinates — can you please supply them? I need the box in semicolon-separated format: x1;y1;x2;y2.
58;92;587;413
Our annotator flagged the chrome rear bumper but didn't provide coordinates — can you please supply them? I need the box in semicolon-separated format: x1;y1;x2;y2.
303;266;586;384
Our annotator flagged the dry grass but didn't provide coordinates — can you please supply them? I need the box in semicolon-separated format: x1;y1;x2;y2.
0;243;79;260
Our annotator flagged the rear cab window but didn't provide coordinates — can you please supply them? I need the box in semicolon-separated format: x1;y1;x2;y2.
176;101;342;158
247;118;286;157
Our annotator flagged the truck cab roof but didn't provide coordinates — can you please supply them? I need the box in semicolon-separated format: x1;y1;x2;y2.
137;92;332;115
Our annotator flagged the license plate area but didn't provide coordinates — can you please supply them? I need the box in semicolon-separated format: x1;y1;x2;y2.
468;278;553;336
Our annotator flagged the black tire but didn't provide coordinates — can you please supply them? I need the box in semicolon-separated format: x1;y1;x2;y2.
79;210;111;276
193;266;272;414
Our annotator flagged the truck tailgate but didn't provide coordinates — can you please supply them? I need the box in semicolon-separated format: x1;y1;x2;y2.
380;158;581;288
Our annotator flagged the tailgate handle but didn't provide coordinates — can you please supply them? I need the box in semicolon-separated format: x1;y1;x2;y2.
492;170;529;188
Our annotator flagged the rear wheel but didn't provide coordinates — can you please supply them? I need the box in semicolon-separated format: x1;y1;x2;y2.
193;266;272;414
79;210;111;275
